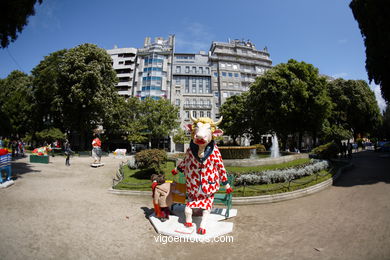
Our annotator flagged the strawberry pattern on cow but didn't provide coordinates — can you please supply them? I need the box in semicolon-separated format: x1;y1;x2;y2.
176;140;228;210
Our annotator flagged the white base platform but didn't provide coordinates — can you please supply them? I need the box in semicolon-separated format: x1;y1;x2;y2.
149;204;237;241
90;163;104;168
0;180;14;188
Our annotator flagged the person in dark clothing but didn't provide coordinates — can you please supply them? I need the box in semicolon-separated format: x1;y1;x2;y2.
64;140;73;166
347;141;353;159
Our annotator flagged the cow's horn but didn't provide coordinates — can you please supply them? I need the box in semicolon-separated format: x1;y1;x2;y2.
190;112;197;123
215;116;223;126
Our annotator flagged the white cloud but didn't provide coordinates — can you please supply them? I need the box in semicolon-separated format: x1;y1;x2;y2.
331;72;348;79
175;22;214;53
370;84;387;112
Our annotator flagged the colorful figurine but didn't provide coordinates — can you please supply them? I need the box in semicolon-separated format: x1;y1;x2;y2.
171;115;233;235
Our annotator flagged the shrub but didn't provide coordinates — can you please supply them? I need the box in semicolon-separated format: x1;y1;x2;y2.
219;146;256;159
255;144;266;153
135;149;167;174
311;142;339;159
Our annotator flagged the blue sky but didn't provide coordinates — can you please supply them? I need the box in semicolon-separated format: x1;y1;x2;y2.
0;0;386;110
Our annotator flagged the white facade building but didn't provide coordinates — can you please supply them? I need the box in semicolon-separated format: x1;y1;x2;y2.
106;47;137;97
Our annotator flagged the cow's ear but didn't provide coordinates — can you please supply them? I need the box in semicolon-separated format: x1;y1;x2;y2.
213;129;223;137
184;124;193;132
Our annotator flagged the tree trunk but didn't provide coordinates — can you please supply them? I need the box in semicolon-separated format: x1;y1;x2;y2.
298;132;303;150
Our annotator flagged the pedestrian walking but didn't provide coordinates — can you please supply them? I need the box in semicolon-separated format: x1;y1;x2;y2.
64;140;73;166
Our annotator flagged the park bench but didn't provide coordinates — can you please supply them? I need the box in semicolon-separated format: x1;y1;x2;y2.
172;172;234;218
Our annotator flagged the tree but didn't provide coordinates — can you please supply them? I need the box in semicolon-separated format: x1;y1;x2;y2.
31;49;67;133
350;0;390;102
172;128;190;144
326;78;382;140
140;97;179;148
57;43;119;149
0;0;42;48
219;92;250;145
248;59;332;149
104;97;147;144
0;70;33;137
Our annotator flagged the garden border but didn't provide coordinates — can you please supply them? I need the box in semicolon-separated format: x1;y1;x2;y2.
107;160;353;205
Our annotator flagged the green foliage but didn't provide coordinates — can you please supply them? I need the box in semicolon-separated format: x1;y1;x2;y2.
135;149;168;174
172;128;190;144
326;78;382;139
0;0;42;48
311;142;340;159
58;43;119;135
35;128;65;142
350;0;390;102
255;144;266;153
219;147;253;159
219;92;250;141
0;70;33;136
248;59;332;147
140;97;179;147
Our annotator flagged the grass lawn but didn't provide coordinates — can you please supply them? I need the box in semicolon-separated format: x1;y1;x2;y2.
114;158;315;193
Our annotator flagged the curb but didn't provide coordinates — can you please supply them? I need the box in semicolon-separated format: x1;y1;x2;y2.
108;162;353;205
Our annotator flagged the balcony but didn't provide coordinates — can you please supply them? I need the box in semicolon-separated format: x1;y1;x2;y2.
183;104;212;109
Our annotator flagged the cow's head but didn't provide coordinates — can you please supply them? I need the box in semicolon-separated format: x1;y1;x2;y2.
185;114;223;146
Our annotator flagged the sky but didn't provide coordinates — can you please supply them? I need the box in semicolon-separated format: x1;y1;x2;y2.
0;0;386;111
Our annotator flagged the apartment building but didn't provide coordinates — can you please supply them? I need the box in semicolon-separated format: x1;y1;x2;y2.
209;39;272;115
106;47;137;97
134;36;175;100
172;52;214;124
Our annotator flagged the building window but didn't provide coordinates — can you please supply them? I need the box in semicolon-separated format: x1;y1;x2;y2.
185;78;189;93
228;73;233;77
214;72;218;77
220;63;225;68
205;79;211;93
199;67;203;74
192;79;197;93
234;73;239;78
206;67;210;74
176;89;181;95
192;111;197;118
176;66;181;73
192;67;196;73
206;111;211;118
199;111;204;117
185;66;190;73
199;99;204;108
199;79;203;93
233;64;238;70
192;99;197;107
119;61;124;65
175;99;180;106
222;72;227;77
185;111;190;119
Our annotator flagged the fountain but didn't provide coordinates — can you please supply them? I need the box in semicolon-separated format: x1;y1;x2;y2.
270;135;280;158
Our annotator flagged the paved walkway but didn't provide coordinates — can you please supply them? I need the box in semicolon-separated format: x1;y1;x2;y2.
0;151;389;260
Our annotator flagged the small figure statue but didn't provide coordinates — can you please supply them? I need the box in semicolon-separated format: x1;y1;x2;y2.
91;134;103;166
151;174;173;222
171;115;233;235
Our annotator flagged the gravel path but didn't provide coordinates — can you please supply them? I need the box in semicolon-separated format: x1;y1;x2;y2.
0;151;389;260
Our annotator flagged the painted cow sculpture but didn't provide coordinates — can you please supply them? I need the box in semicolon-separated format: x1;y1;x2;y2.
171;115;233;235
32;145;52;156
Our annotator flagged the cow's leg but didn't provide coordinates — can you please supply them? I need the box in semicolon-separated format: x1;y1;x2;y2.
198;209;210;235
184;206;193;227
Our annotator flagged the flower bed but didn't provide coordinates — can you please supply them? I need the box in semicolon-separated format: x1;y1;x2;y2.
234;159;329;185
